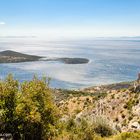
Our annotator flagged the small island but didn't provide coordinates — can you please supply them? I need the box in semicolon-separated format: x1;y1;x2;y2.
0;50;42;63
46;57;89;64
0;50;89;64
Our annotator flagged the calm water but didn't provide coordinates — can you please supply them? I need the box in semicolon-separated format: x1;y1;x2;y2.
0;38;140;89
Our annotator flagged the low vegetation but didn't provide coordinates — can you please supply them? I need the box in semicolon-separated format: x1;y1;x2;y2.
0;75;59;139
0;75;140;140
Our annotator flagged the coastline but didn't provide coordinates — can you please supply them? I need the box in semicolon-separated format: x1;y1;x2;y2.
0;50;89;64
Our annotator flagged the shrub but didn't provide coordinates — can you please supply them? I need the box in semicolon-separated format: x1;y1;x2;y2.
124;99;136;110
128;116;133;121
65;118;97;140
93;116;116;137
113;131;140;140
94;122;115;137
0;75;60;140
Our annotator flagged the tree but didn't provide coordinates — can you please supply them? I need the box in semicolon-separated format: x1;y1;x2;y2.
0;75;60;140
0;74;19;137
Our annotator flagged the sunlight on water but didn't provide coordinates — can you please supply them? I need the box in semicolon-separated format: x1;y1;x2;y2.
0;38;140;89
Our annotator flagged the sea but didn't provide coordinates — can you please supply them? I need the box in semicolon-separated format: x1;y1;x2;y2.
0;38;140;89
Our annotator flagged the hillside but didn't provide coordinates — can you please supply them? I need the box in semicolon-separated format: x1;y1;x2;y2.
0;75;140;140
55;79;140;133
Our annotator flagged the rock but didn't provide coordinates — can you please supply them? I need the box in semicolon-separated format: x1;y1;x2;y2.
130;122;140;129
137;73;140;81
60;115;69;122
76;112;83;120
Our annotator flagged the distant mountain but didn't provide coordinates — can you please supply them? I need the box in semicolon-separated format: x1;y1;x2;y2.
0;36;36;38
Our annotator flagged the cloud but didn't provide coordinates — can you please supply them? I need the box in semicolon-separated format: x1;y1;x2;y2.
0;22;6;25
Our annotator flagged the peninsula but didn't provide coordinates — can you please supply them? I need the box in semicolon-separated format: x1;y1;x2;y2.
0;50;42;63
0;50;89;64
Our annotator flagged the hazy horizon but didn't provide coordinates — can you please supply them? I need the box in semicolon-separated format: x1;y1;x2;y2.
0;0;140;40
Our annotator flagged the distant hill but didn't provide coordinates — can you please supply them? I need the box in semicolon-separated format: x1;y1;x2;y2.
0;50;89;64
0;50;42;63
46;57;89;64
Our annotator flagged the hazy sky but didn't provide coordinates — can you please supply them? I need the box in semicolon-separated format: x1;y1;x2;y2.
0;0;140;39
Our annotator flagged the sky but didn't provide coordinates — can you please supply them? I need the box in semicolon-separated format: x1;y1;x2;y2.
0;0;140;40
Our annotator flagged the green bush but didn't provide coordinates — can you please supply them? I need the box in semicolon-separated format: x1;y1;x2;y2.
60;117;116;140
112;131;140;140
0;75;59;140
93;116;116;137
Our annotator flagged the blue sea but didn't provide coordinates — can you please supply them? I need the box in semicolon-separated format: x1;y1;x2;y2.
0;38;140;89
